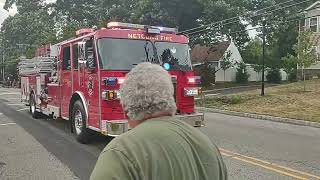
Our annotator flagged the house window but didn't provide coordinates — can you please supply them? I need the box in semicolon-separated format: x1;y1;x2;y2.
310;17;318;32
312;46;320;61
316;46;320;61
305;18;310;29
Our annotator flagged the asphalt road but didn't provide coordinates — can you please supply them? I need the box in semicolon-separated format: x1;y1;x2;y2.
0;87;319;180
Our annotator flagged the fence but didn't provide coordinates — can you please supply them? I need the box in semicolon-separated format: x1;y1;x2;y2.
214;64;288;82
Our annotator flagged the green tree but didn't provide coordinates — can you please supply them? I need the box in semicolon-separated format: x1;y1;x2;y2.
266;68;281;83
236;62;250;83
242;38;264;81
1;0;56;78
242;38;261;60
220;51;233;82
295;30;318;90
281;54;297;81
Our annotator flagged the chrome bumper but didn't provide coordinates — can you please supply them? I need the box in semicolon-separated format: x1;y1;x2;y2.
101;120;129;137
175;113;205;127
101;113;204;136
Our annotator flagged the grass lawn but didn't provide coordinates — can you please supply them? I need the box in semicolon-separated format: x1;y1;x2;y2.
196;79;320;122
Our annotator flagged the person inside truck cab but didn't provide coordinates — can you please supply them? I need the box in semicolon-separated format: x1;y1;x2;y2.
90;62;227;180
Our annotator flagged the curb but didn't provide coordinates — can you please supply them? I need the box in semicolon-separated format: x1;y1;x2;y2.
196;107;320;128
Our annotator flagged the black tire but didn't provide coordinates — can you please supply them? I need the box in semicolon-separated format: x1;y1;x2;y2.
72;100;93;144
29;94;40;119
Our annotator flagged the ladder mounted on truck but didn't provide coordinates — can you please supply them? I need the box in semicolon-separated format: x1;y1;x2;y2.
18;57;55;76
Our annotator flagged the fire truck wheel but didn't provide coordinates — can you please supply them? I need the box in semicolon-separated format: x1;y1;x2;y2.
29;95;40;119
72;100;93;144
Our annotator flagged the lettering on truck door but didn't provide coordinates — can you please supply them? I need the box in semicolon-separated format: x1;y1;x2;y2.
81;38;100;129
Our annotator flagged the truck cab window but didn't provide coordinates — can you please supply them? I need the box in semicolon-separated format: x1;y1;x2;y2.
73;44;78;69
63;46;71;70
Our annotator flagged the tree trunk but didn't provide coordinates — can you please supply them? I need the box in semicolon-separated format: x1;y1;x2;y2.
303;68;306;92
302;66;306;92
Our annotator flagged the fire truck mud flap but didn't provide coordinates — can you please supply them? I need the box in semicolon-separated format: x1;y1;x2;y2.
175;113;205;127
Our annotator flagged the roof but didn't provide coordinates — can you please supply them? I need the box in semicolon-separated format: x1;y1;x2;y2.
191;41;231;64
305;1;320;11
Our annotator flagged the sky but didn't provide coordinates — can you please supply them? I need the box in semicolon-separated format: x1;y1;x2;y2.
0;0;15;26
0;0;56;26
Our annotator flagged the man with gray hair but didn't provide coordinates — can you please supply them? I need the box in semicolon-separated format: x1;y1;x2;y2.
90;62;227;180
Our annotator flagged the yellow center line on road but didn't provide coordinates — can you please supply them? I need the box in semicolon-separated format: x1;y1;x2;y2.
219;148;320;180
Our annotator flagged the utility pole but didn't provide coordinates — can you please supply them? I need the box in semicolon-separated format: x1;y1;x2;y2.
261;18;266;96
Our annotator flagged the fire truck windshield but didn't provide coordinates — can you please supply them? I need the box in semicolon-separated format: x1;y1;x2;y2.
97;38;192;71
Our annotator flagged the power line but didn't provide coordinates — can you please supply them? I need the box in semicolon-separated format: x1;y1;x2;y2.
180;0;313;36
180;0;298;34
190;13;317;40
186;0;313;36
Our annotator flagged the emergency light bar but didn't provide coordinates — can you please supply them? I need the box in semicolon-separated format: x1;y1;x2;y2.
107;22;178;34
76;28;94;36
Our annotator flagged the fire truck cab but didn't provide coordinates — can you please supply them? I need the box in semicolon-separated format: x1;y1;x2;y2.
20;22;204;143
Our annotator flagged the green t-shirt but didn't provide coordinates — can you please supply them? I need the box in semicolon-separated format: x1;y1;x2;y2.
90;116;227;180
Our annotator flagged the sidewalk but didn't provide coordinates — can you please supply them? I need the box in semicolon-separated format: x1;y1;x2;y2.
0;112;79;180
197;107;320;128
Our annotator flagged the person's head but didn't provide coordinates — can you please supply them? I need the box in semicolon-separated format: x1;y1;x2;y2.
120;62;176;127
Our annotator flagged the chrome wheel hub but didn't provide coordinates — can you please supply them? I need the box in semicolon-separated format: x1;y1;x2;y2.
74;110;83;135
31;101;35;114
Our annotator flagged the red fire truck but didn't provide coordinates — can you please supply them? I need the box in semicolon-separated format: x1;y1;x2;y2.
19;22;204;143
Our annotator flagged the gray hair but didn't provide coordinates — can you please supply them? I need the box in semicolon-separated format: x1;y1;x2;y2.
120;62;177;121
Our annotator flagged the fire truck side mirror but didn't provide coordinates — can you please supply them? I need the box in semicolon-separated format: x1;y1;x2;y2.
78;42;87;65
78;40;96;70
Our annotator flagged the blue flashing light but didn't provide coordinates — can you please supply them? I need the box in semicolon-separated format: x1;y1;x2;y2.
163;63;171;71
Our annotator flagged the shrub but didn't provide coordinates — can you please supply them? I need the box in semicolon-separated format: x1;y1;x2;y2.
288;70;298;82
266;68;282;83
236;62;250;83
230;95;242;104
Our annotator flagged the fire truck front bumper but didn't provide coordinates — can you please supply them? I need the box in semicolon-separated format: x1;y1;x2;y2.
101;113;204;136
101;120;129;137
175;113;205;127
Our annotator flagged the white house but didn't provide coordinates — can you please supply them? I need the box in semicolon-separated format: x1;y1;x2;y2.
191;40;244;82
191;40;243;68
302;1;320;79
191;41;288;82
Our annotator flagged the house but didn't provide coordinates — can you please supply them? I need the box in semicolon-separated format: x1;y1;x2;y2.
302;1;320;78
191;41;243;68
191;40;243;82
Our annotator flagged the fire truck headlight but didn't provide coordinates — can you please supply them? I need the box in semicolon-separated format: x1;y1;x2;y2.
102;91;108;100
184;87;200;97
115;90;121;99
